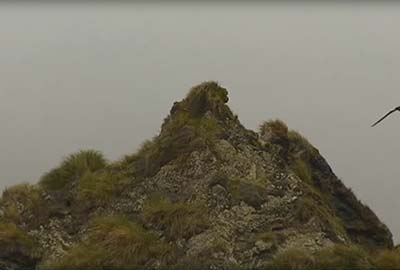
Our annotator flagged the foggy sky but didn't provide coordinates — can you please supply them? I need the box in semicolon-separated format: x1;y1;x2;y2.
1;2;400;242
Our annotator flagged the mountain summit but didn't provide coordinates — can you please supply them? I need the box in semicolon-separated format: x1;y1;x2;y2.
0;82;393;269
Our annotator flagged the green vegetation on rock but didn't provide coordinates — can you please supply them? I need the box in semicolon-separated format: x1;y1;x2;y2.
313;244;371;270
0;82;394;269
0;183;47;226
260;119;289;140
143;195;209;240
373;249;400;269
292;158;313;185
48;216;174;268
40;150;107;191
270;244;372;270
77;170;125;206
0;222;40;266
228;178;268;208
269;248;315;269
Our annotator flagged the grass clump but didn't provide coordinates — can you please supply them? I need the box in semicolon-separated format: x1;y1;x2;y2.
186;81;230;118
373;249;400;269
88;216;173;264
294;196;346;237
257;231;282;246
287;131;320;186
292;158;313;185
288;130;319;159
40;150;107;191
143;195;209;240
0;222;39;264
132;115;221;177
269;248;314;270
45;244;105;268
211;171;271;207
132;127;202;177
51;216;173;268
227;179;268;208
77;171;124;206
314;244;371;270
269;245;371;270
260;119;289;140
0;183;46;225
260;120;290;159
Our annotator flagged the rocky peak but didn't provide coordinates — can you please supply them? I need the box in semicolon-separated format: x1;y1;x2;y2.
172;81;230;118
161;81;237;134
0;82;394;269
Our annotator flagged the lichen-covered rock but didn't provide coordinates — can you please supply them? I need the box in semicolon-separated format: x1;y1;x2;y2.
0;82;393;269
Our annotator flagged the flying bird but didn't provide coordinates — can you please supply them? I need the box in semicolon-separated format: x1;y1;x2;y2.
371;106;400;127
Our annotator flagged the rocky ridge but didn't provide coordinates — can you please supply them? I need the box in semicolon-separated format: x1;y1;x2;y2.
0;82;393;269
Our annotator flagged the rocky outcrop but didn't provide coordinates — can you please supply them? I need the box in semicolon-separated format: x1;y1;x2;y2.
0;82;393;269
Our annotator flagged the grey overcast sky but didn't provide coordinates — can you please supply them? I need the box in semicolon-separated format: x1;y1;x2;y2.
1;2;400;242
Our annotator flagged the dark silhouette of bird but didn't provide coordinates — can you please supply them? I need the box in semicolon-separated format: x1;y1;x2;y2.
371;106;400;127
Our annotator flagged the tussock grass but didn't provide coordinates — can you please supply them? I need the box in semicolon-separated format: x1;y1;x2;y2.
227;179;267;208
61;149;107;177
314;244;371;270
77;171;124;206
40;150;107;191
1;183;46;225
143;195;209;240
0;222;37;259
269;248;314;269
257;231;281;245
259;120;319;164
88;216;172;264
373;249;400;269
50;216;174;268
292;158;313;185
186;81;229;117
132;116;221;177
260;119;289;140
46;243;105;268
270;245;371;270
294;196;346;237
259;120;290;159
288;130;319;158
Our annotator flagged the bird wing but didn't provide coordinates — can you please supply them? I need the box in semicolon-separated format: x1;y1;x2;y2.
371;108;398;127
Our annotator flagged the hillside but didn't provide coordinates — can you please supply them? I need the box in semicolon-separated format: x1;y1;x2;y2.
0;82;394;269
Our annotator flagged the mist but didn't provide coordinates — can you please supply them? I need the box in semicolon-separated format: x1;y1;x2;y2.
0;2;399;242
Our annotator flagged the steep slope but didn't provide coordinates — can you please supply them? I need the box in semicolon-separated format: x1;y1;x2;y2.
0;82;393;269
